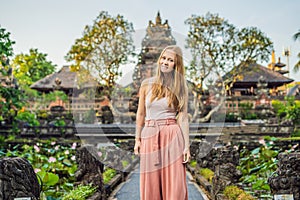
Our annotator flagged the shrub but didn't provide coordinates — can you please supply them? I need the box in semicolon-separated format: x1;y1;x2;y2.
189;160;197;168
122;160;129;168
237;192;255;200
223;185;244;200
103;168;117;184
15;110;40;126
199;168;214;183
62;184;96;200
224;185;255;200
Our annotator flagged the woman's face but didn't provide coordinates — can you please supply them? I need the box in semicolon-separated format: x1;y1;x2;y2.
159;50;176;73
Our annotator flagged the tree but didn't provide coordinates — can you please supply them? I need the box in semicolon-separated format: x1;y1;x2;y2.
185;12;273;122
12;48;56;88
0;26;15;63
293;29;300;73
185;12;273;86
65;11;135;93
0;26;25;125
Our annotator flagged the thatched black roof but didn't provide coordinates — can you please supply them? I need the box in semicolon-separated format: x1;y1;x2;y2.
227;63;293;88
30;66;98;92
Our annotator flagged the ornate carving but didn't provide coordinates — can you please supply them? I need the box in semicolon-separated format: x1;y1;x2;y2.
190;141;216;170
268;152;300;199
132;12;176;88
0;157;40;200
212;146;242;200
75;145;106;200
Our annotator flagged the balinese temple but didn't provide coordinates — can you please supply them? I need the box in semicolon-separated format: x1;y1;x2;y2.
228;57;293;96
31;66;85;95
132;12;176;89
30;66;108;113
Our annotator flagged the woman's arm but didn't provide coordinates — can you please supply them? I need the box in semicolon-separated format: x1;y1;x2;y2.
177;94;190;163
134;82;147;155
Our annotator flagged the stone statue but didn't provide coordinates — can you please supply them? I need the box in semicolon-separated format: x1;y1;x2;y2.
75;145;106;200
0;157;40;200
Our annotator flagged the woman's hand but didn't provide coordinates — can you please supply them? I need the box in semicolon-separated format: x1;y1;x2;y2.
182;148;190;164
134;139;141;155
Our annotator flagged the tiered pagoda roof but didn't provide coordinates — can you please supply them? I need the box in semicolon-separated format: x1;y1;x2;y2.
232;63;293;88
268;50;289;75
30;66;98;93
132;12;176;88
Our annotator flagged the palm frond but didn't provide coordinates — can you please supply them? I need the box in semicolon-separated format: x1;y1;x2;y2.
293;29;300;41
293;52;300;73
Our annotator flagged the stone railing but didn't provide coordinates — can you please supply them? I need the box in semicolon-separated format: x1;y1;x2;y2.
0;123;294;144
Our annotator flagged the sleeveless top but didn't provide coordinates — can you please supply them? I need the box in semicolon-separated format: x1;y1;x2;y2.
145;84;177;120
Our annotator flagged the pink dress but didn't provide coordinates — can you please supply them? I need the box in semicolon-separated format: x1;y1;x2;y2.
139;91;188;200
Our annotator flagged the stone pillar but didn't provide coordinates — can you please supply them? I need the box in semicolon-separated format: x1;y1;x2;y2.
212;146;242;200
0;157;40;200
268;152;300;200
75;145;106;200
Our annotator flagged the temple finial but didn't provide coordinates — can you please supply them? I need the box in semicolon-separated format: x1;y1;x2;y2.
156;11;162;25
271;50;275;63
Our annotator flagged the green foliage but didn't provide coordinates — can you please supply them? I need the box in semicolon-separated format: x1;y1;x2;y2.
103;167;117;184
12;48;56;88
37;110;48;119
0;27;27;125
0;140;78;198
272;97;300;129
238;139;278;198
224;185;255;200
199;168;214;183
37;170;59;187
15;110;40;126
122;160;129;168
189;160;197;168
239;102;257;120
0;85;26;124
293;29;300;73
0;25;15;61
284;97;300;125
225;112;239;122
54;119;66;126
31;90;68;112
62;184;97;200
223;185;244;200
292;129;300;137
65;11;135;92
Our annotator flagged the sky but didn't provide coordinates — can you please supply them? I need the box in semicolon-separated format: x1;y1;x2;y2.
1;0;300;83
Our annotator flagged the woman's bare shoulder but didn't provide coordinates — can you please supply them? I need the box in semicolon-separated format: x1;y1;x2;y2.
141;77;156;87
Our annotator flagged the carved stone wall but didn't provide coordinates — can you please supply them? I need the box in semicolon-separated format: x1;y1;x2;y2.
190;141;216;170
0;157;40;200
211;146;242;200
268;152;300;200
75;145;106;200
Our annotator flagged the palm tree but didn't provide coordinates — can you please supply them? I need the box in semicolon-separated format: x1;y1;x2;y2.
293;29;300;72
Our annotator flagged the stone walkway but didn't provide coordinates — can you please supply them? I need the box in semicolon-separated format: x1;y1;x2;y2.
109;165;209;200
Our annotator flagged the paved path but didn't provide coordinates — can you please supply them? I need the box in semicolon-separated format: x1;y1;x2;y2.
109;165;209;200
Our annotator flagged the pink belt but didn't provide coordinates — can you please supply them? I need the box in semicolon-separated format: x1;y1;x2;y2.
145;118;177;127
144;118;177;165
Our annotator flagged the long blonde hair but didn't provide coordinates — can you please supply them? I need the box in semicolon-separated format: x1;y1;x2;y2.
150;45;188;112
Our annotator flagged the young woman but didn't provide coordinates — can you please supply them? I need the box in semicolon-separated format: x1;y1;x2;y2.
134;45;190;200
